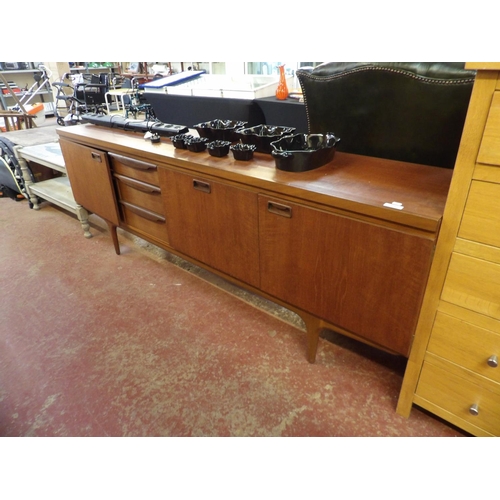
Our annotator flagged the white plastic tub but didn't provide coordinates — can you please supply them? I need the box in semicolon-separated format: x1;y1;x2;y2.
146;74;294;99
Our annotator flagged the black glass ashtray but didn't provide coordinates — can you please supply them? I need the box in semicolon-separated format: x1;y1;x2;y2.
271;133;341;172
171;133;194;149
230;143;257;161
234;125;296;154
207;140;231;157
185;136;209;153
193;119;247;141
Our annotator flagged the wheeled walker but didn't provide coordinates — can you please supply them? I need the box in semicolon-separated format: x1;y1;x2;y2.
53;72;108;126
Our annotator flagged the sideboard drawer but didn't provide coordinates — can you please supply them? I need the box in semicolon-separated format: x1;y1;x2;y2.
416;358;500;436
477;91;500;166
441;252;500;320
428;311;500;383
459;180;500;247
114;173;164;216
109;152;159;185
120;201;169;244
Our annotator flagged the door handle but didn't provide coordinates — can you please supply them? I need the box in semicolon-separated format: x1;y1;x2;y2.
193;179;211;194
91;151;102;162
267;201;292;218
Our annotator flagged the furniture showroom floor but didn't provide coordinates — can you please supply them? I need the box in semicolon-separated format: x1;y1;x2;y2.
0;188;471;437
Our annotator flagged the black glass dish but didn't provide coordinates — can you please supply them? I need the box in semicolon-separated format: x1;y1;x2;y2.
270;133;341;172
193;119;247;142
207;140;231;157
234;125;296;154
171;134;194;149
185;136;209;153
230;143;257;161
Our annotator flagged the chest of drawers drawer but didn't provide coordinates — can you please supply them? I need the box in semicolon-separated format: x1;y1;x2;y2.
477;91;500;167
416;356;500;436
427;311;500;383
441;252;500;320
459;180;500;247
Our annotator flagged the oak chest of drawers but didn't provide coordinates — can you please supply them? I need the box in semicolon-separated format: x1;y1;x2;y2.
398;63;500;436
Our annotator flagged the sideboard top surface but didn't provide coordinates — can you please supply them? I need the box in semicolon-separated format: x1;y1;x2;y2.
57;124;453;233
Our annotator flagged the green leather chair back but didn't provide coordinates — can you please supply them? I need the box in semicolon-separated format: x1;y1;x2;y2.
297;62;476;168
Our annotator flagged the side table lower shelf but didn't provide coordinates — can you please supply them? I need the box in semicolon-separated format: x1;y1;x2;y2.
27;176;92;238
14;141;92;238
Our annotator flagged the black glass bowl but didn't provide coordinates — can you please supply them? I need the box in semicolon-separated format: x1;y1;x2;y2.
230;143;257;161
171;133;194;149
271;133;341;172
234;125;296;154
207;140;231;157
193;119;247;142
185;136;209;153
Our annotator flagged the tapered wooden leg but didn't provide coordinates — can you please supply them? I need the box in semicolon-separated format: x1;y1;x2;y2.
396;360;420;418
106;220;120;255
300;313;326;363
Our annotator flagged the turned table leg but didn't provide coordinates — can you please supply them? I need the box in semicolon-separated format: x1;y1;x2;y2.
14;148;39;209
75;205;92;238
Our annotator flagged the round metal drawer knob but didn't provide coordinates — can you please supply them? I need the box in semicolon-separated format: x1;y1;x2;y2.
469;404;479;416
487;355;498;368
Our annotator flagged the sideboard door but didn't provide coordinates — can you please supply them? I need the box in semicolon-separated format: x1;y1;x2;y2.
258;195;435;355
159;168;260;288
59;138;119;226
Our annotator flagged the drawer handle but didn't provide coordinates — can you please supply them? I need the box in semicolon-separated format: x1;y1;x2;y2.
91;152;102;162
267;201;292;218
109;152;157;171
193;179;211;194
115;175;161;195
487;355;498;368
469;404;479;416
120;201;165;223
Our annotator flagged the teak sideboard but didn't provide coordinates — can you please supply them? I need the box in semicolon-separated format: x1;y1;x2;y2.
398;63;500;437
57;124;452;364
